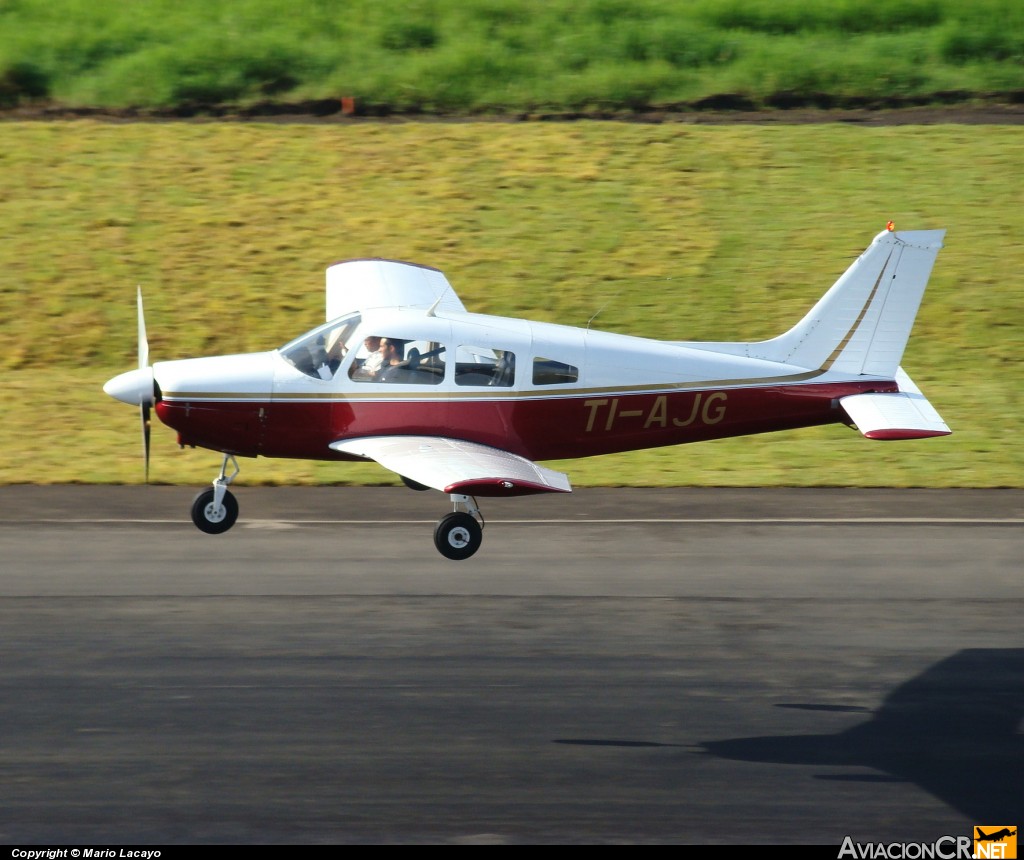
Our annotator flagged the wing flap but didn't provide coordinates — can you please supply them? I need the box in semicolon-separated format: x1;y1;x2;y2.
840;370;951;440
330;436;572;497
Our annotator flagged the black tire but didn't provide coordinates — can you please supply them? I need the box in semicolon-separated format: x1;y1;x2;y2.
190;487;239;534
401;474;430;492
433;511;482;560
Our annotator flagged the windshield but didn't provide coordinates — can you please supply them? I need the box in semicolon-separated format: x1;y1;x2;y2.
278;313;362;379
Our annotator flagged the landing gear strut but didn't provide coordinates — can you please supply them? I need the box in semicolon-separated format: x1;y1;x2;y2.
433;494;483;560
191;454;240;534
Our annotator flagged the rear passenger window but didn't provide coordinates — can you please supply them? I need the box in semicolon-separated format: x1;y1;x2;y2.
455;347;515;387
532;357;578;386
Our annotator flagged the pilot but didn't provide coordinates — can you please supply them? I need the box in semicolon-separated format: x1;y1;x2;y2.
325;327;352;374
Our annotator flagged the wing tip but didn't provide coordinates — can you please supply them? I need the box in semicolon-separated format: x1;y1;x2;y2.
863;428;952;441
445;478;573;497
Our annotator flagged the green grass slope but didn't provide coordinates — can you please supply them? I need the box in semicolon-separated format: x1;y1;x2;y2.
0;121;1020;486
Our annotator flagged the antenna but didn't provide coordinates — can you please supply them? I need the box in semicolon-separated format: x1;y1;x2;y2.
587;298;613;330
587;276;680;329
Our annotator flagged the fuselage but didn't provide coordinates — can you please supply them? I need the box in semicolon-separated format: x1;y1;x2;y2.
151;307;896;462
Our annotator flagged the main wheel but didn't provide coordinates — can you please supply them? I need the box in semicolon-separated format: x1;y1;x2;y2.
434;511;482;560
191;487;239;534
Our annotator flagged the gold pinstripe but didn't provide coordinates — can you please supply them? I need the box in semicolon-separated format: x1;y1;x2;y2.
161;367;832;405
819;247;896;371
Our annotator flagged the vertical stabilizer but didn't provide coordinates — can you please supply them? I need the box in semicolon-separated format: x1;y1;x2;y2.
738;229;945;376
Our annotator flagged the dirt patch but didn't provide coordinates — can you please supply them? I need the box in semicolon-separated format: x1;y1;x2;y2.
4;98;1024;125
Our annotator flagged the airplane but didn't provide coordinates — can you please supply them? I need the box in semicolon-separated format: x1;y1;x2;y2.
104;225;951;560
977;829;1017;842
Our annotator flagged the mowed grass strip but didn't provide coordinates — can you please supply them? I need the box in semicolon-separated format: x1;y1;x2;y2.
0;121;1019;486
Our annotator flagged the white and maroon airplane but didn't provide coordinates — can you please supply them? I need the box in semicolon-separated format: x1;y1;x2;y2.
104;226;950;559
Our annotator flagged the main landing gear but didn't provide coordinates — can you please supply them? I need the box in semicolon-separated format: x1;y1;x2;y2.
190;454;240;535
433;494;484;560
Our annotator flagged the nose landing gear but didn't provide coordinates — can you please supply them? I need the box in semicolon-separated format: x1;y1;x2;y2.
190;454;240;534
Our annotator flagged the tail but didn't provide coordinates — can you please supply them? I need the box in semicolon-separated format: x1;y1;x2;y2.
682;228;951;439
749;228;945;377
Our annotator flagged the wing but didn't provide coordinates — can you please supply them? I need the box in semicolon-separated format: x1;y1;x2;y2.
325;259;467;320
329;436;573;497
840;368;951;440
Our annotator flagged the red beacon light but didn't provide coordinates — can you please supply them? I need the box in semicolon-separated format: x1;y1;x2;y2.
886;220;896;232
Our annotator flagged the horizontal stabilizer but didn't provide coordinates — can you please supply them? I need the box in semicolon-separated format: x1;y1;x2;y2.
840;370;951;440
330;435;573;497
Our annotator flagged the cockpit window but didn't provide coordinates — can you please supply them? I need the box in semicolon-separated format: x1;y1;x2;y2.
278;313;361;379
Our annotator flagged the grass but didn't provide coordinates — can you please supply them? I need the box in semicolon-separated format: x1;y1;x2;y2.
0;121;1021;487
1;0;1023;112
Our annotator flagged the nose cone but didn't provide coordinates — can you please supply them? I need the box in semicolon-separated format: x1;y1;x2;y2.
103;367;155;406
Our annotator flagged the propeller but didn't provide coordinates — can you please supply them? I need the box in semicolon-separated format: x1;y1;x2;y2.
138;285;149;371
103;287;157;483
137;287;151;482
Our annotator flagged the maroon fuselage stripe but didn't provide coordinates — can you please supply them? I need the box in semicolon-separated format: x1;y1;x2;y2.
155;379;895;461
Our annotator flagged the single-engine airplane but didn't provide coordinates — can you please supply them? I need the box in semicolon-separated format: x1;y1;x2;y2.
104;226;951;559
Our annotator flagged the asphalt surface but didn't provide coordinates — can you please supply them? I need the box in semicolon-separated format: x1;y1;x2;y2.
0;487;1021;844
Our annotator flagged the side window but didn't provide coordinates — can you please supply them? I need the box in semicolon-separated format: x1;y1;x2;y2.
532;357;579;386
455;347;515;387
349;336;446;385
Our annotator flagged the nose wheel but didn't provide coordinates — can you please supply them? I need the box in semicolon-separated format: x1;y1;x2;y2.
190;454;240;534
191;487;239;534
433;494;483;560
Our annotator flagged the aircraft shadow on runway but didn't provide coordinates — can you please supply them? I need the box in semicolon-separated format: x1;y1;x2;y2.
700;648;1024;822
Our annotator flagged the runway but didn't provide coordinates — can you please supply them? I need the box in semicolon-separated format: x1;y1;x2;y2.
0;487;1021;844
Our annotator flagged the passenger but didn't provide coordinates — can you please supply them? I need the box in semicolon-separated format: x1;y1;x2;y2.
376;338;410;383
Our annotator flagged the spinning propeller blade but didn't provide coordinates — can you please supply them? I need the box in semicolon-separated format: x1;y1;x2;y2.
141;401;151;483
138;288;151;483
137;286;149;371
